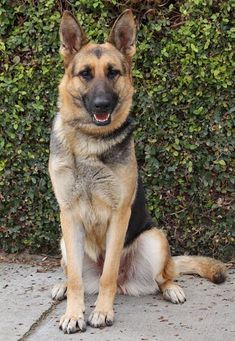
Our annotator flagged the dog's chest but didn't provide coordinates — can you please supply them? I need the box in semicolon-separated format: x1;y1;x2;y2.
73;156;121;260
74;156;120;222
75;156;120;202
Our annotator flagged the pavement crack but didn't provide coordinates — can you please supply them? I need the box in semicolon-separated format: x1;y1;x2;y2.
18;301;60;340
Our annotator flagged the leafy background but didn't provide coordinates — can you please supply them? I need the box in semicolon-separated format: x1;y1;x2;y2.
0;0;234;260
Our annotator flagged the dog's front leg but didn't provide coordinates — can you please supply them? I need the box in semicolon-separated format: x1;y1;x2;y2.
88;208;131;328
59;210;86;334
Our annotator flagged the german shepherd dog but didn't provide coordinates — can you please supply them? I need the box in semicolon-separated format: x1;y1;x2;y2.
49;10;227;334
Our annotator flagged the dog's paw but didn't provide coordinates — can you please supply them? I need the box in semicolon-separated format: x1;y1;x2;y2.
59;313;86;334
163;284;186;304
88;309;114;328
51;282;67;301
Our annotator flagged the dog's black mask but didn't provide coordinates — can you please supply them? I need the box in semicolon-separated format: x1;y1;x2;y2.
83;83;118;126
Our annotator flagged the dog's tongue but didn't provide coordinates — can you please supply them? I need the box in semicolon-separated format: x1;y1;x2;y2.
94;113;110;122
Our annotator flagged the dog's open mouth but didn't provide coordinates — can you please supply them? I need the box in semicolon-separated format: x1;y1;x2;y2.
93;113;111;126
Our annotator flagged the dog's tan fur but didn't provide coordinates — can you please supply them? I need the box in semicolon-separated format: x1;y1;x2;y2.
49;10;227;334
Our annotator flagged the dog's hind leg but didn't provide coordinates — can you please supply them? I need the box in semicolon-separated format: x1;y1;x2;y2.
121;228;186;303
155;257;186;304
52;281;67;301
52;237;100;300
148;228;186;304
52;251;68;301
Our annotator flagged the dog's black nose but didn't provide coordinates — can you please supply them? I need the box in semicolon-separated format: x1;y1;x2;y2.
93;96;110;111
83;83;119;117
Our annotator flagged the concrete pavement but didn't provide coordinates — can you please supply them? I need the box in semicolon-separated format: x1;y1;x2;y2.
0;261;234;341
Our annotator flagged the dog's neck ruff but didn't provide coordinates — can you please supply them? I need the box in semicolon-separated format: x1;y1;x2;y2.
73;116;135;157
65;113;135;140
53;112;135;158
66;115;134;139
99;117;134;140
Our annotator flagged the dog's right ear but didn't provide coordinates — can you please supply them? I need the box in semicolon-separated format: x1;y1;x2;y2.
59;11;88;66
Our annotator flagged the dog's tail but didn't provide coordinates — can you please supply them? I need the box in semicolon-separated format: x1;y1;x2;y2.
172;255;227;284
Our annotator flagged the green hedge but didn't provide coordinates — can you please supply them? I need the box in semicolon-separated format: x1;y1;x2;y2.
0;0;234;260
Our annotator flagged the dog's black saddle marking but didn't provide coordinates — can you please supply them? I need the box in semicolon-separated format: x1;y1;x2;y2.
124;176;155;247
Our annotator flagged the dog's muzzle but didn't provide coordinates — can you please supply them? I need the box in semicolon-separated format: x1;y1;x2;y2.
83;89;118;126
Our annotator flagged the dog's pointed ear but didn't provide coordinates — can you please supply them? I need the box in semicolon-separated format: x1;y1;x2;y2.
108;9;136;61
59;11;88;66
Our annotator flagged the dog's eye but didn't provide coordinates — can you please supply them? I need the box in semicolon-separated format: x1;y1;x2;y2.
107;68;120;80
79;69;93;81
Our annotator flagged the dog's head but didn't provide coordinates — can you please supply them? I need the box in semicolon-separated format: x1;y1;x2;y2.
58;10;136;134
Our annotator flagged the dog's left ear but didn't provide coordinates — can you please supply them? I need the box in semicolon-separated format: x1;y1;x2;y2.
108;9;136;61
